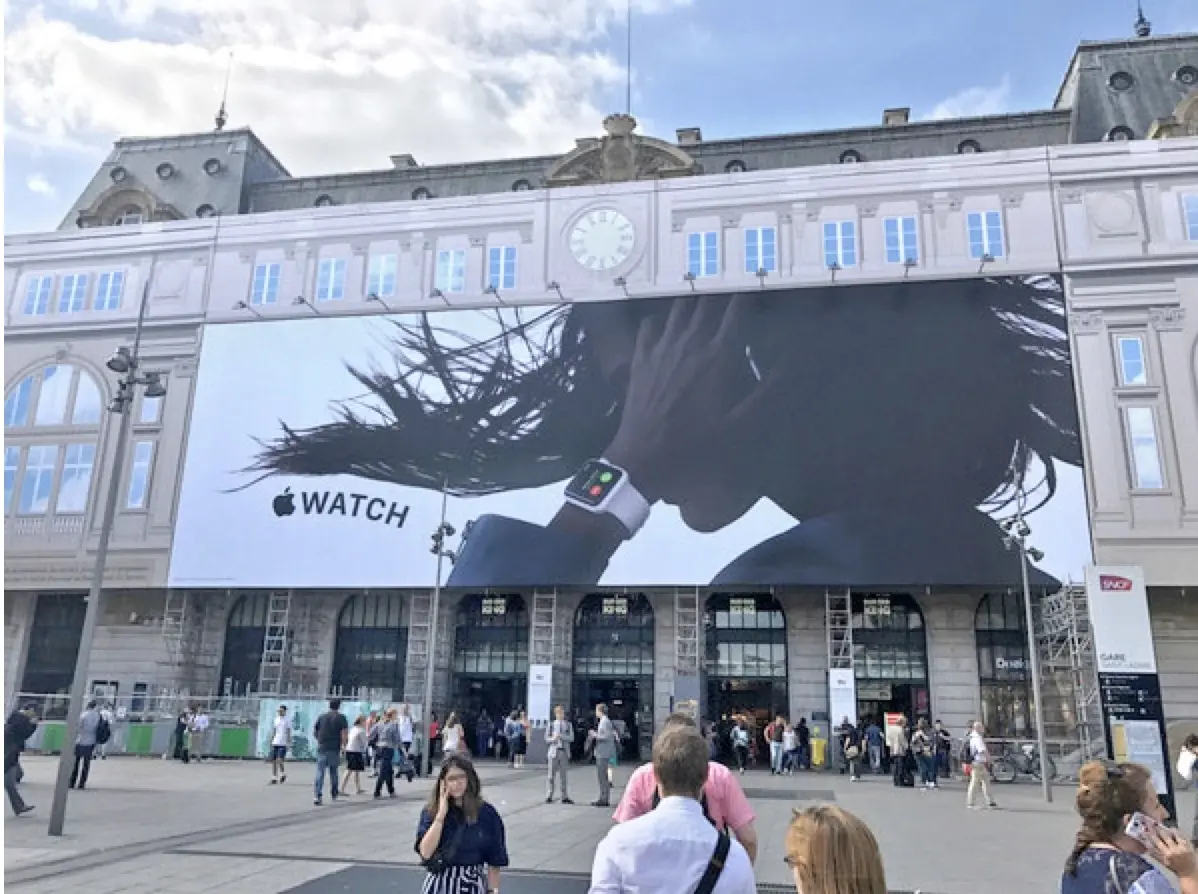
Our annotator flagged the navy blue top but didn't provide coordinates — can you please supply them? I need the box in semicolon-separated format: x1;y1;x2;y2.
415;803;509;869
1060;847;1173;894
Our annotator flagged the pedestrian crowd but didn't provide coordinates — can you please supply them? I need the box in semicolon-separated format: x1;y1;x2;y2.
6;699;1197;894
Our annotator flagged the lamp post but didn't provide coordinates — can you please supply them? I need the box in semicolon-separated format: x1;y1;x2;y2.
420;483;456;774
1003;512;1053;804
48;284;166;836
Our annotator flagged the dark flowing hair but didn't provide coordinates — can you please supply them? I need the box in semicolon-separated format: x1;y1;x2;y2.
426;753;483;824
243;276;1080;518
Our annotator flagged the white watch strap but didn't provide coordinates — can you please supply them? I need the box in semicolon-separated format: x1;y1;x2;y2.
600;460;651;536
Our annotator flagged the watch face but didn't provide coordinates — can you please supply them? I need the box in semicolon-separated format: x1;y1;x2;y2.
569;209;635;271
564;460;625;507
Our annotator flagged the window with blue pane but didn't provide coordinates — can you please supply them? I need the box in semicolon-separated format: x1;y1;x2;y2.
4;446;20;513
1116;335;1147;386
58;274;89;314
1184;195;1198;241
24;276;53;315
5;377;33;427
883;216;919;264
823;221;858;268
19;445;59;515
687;231;719;277
316;258;346;301
436;249;466;293
966;211;1005;259
56;443;96;514
487;246;517;290
251;263;281;305
126;441;155;509
94;272;124;310
744;227;776;274
367;254;397;298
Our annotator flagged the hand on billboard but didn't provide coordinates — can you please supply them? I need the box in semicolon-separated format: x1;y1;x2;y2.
604;294;771;501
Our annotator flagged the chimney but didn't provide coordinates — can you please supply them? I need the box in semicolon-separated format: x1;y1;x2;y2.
676;127;703;146
883;108;910;127
389;154;418;169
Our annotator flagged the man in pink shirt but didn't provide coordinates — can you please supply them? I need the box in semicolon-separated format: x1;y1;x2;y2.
612;713;759;864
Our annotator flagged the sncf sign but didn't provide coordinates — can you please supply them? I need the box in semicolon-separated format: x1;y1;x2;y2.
1099;575;1134;592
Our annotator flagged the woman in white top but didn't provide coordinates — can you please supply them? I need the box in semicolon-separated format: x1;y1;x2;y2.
342;716;369;795
782;725;799;775
442;713;464;757
398;704;415;757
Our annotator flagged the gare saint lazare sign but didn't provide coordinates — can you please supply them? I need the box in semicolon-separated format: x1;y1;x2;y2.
169;270;1092;591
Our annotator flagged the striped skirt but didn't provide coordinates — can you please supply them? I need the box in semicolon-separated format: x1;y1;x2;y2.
420;864;487;894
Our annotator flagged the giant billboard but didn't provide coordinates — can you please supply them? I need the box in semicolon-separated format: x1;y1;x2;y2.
169;276;1092;589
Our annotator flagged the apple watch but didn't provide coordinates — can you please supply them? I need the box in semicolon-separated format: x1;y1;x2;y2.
563;459;651;537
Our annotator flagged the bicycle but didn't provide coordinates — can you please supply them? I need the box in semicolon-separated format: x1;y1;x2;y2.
990;740;1056;783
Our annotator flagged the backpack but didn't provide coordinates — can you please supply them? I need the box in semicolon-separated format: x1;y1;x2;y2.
652;789;716;828
95;715;112;745
959;737;973;765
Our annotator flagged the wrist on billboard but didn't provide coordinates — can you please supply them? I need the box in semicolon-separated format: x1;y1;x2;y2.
549;504;629;555
600;443;663;506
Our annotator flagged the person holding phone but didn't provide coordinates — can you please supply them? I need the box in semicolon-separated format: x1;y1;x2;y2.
1178;734;1198;847
416;754;508;894
1061;761;1197;894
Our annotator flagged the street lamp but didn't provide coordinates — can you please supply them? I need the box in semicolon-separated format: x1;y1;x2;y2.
48;283;166;836
1002;512;1053;804
420;484;457;775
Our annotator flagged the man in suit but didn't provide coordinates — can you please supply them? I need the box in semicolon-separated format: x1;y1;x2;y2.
590;703;618;807
546;704;575;805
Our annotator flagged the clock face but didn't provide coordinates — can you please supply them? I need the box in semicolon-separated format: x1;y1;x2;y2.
569;209;635;271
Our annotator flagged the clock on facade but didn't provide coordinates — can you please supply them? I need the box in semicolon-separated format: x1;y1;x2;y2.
569;209;636;271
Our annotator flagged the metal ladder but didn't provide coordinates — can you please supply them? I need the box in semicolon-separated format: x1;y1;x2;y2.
403;590;434;705
257;591;292;694
531;590;557;665
675;588;701;676
1038;584;1102;759
825;588;854;670
162;590;188;668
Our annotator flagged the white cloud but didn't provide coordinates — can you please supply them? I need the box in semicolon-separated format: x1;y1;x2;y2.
926;75;1013;121
25;173;58;198
3;0;690;176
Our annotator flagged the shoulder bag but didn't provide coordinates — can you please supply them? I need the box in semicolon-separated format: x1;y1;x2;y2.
421;821;467;875
693;831;731;894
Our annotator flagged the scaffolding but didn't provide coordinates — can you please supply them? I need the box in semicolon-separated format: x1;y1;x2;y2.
257;591;292;694
403;589;434;705
531;589;558;666
825;588;854;670
1037;584;1104;767
161;589;188;668
675;588;701;676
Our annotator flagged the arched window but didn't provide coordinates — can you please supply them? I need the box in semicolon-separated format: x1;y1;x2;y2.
218;593;270;695
851;593;929;721
574;594;655;678
975;592;1032;739
453;594;528;675
4;365;104;517
331;593;408;698
704;593;788;731
113;206;144;226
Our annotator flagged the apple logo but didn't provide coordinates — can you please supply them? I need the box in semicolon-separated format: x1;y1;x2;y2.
273;488;296;518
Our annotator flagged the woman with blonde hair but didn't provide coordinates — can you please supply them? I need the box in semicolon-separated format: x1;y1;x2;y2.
1061;761;1196;894
784;805;887;894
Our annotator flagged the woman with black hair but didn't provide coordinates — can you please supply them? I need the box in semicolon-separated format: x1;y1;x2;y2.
248;277;1081;589
416;754;508;894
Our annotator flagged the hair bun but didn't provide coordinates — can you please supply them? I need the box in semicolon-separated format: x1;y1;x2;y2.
1078;761;1109;788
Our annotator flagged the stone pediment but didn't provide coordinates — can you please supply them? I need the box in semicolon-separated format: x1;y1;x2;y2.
75;179;185;228
545;113;700;187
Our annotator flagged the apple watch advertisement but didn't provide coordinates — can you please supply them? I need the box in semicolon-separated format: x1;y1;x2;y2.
168;274;1091;589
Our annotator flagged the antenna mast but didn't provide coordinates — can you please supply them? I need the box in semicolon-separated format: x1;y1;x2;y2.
1134;2;1152;37
625;0;633;116
215;50;234;131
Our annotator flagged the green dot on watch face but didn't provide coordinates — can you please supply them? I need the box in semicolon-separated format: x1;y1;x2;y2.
599;472;614;484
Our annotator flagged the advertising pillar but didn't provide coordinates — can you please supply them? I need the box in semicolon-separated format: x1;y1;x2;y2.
1086;565;1175;821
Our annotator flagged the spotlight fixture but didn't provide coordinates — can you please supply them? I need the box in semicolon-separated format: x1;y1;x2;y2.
292;296;320;316
613;275;630;297
683;271;697;292
232;300;263;318
142;372;167;399
484;284;505;304
105;346;133;375
366;293;393;312
828;262;841;282
547;281;565;301
977;253;995;274
430;288;450;306
756;268;769;288
903;257;918;279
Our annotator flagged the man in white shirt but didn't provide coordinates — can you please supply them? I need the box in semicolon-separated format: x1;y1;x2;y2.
191;710;210;762
965;721;996;810
269;705;292;784
588;724;755;894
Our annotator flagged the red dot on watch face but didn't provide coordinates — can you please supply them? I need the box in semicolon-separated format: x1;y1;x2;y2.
589;485;603;497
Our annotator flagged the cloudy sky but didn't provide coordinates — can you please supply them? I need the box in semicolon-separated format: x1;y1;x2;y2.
5;0;1196;234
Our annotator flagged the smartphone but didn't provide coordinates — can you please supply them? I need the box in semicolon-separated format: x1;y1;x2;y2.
1124;811;1161;846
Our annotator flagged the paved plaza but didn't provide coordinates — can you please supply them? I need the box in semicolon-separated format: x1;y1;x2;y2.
7;754;1187;893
